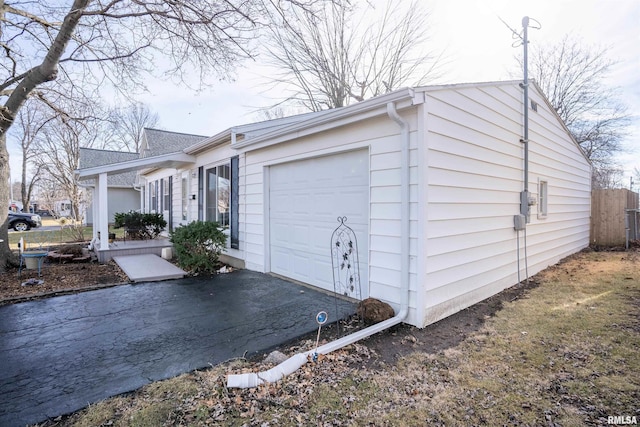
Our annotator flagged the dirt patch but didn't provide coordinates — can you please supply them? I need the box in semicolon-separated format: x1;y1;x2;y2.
358;281;540;368
283;277;542;369
0;260;129;304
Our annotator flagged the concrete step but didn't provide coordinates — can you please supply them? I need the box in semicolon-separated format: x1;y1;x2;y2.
113;254;186;282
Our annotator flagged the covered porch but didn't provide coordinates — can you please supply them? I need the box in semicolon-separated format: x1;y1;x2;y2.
93;238;174;263
76;151;196;261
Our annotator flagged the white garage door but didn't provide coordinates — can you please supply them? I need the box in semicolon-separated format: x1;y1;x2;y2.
269;150;369;298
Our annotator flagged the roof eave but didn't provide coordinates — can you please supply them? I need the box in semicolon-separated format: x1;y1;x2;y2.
184;129;232;155
231;88;422;150
76;152;196;180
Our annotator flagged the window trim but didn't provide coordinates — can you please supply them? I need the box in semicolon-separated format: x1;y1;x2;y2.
205;161;237;249
205;163;231;229
181;172;189;222
162;177;170;212
149;181;157;213
538;179;548;219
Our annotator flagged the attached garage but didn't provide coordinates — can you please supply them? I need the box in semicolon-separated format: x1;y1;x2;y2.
88;81;592;329
232;82;591;328
268;149;369;298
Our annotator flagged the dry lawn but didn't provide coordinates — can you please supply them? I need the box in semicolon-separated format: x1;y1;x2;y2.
36;250;639;426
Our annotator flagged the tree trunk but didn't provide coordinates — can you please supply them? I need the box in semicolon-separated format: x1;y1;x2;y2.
0;133;15;271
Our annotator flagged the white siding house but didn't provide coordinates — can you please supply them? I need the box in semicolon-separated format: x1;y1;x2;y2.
77;81;591;328
137;129;209;231
79;148;141;224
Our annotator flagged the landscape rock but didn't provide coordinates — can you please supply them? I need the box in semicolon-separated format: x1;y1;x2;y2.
263;350;288;365
356;298;395;325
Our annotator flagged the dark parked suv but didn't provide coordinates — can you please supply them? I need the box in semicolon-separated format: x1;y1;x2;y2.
8;211;42;231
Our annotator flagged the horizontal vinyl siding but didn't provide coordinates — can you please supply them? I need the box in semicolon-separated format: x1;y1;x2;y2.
243;161;264;270
368;112;419;322
86;188;140;225
242;112;421;325
171;146;246;259
422;83;590;326
522;89;591;270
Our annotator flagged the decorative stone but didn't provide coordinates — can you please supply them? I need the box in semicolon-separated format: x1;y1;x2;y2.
357;298;395;325
263;350;288;365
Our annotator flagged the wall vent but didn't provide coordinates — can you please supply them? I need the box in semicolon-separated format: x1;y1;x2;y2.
530;100;538;112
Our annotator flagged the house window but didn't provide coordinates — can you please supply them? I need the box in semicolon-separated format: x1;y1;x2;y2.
149;182;157;213
181;172;189;221
163;177;170;211
538;180;548;219
206;164;230;229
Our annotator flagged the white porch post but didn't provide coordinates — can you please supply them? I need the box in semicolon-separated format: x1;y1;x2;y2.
97;173;109;250
92;187;99;241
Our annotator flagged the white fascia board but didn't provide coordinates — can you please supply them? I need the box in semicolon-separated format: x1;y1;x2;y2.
184;129;231;155
232;88;422;151
416;79;522;93
233;110;328;135
76;152;196;180
183;111;338;155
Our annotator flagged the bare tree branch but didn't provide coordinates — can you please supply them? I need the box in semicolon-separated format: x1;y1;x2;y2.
0;0;324;269
108;101;159;152
260;0;441;112
526;35;631;188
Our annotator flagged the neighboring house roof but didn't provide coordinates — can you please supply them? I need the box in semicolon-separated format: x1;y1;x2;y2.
141;128;209;158
77;129;207;180
79;148;140;187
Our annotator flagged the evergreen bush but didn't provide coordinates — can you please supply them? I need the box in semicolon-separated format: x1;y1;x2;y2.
170;221;227;274
113;211;166;240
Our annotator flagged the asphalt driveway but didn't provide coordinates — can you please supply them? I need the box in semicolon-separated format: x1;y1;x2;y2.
0;270;355;426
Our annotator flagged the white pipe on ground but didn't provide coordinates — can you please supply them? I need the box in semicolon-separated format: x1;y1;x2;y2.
226;102;412;389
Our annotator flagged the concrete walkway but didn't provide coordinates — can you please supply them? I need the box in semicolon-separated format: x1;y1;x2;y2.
113;254;186;282
0;270;355;426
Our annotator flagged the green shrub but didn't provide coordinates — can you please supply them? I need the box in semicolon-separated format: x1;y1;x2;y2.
170;221;227;274
113;211;166;240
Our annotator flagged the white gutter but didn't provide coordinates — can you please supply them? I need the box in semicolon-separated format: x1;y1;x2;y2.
226;101;412;388
231;88;416;150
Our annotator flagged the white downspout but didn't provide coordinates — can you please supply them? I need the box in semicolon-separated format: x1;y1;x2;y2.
226;101;412;388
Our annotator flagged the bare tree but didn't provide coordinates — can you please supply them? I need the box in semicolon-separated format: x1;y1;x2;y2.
109;102;160;153
0;0;318;269
633;167;640;192
9;179;20;204
12;102;54;212
526;36;630;185
592;166;625;190
32;100;116;240
254;106;288;122
262;0;441;112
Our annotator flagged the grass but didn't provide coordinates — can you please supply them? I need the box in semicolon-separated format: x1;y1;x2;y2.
8;219;124;250
37;250;639;426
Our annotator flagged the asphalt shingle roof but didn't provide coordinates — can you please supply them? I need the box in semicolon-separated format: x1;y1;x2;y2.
78;129;208;187
142;128;208;157
79;148;139;187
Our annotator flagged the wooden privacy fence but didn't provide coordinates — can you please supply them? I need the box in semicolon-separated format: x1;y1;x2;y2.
591;189;640;247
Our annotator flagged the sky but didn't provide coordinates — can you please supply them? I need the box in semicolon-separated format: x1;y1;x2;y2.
7;0;640;187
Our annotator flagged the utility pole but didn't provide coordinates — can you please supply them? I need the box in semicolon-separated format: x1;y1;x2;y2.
520;16;530;222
